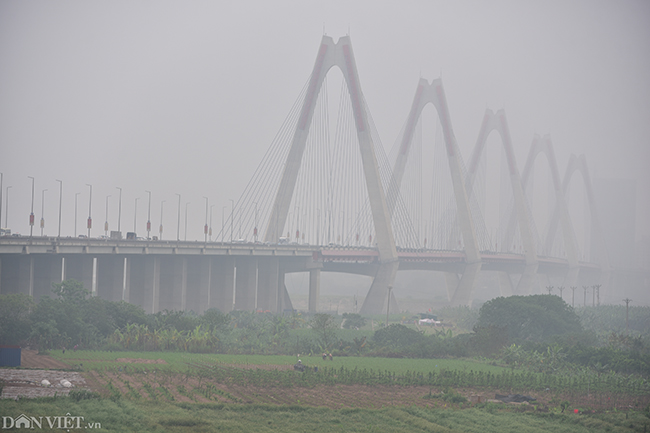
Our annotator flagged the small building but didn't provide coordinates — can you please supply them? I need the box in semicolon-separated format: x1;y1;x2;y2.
0;345;21;367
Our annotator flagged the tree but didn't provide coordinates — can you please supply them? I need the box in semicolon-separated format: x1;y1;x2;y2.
0;293;34;344
52;279;89;304
475;295;582;343
341;313;366;329
309;314;338;350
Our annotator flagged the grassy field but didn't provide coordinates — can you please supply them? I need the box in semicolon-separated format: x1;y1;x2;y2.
51;350;508;374
1;397;648;432
2;350;648;432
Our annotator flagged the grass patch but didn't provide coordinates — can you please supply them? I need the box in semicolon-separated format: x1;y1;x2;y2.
1;397;648;433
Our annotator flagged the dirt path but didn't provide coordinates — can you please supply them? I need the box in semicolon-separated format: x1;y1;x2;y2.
19;349;71;369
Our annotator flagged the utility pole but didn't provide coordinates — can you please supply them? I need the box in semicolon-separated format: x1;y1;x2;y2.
582;285;588;307
546;285;553;295
558;286;565;300
623;298;632;333
570;286;577;308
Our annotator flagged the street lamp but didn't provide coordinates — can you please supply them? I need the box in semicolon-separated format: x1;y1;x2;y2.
133;197;139;233
104;195;111;236
4;185;11;228
175;193;181;241
28;176;35;237
56;180;62;238
146;190;152;240
40;189;47;236
159;200;165;240
116;187;122;236
203;196;208;243
184;202;190;241
74;192;80;237
86;184;92;238
209;204;215;241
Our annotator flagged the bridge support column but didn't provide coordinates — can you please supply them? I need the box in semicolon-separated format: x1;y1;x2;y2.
0;255;33;296
159;256;185;312
450;262;482;307
516;264;539;295
308;268;320;313
128;256;160;314
186;256;210;314
64;255;93;293
96;256;125;302
497;271;514;297
277;268;293;313
33;256;63;302
209;257;235;313
257;258;280;313
360;261;399;315
234;257;257;311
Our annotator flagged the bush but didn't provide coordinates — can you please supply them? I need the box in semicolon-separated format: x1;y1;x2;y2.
475;295;582;343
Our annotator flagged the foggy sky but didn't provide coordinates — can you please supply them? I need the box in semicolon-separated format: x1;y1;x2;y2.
1;0;648;247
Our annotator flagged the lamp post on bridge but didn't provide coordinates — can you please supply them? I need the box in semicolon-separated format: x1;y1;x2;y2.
40;188;47;236
56;180;62;238
184;202;190;241
104;195;111;237
146;190;152;240
4;185;11;228
86;184;92;238
203;196;209;243
133;197;139;234
209;204;215;242
159;200;165;240
28;176;35;237
116;187;122;237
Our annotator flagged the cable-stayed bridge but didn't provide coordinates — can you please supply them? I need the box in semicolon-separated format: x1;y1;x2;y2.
0;36;616;314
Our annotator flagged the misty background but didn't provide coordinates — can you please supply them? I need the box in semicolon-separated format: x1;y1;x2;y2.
1;1;648;306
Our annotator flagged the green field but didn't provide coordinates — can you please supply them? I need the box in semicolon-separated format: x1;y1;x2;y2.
1;397;648;433
52;350;508;374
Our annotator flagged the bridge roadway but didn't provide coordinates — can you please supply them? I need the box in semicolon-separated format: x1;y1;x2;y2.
0;236;600;313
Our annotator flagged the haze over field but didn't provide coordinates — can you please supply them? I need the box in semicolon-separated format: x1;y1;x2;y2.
1;1;648;303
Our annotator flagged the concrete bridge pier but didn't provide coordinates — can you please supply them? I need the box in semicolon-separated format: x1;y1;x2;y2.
96;256;125;302
127;256;160;314
159;256;185;312
186;256;211;314
308;268;320;313
64;255;93;293
257;257;280;313
209;256;235;313
234;257;257;311
33;256;63;301
0;255;33;295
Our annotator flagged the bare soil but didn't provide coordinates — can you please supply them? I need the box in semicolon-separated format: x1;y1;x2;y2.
19;349;70;369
